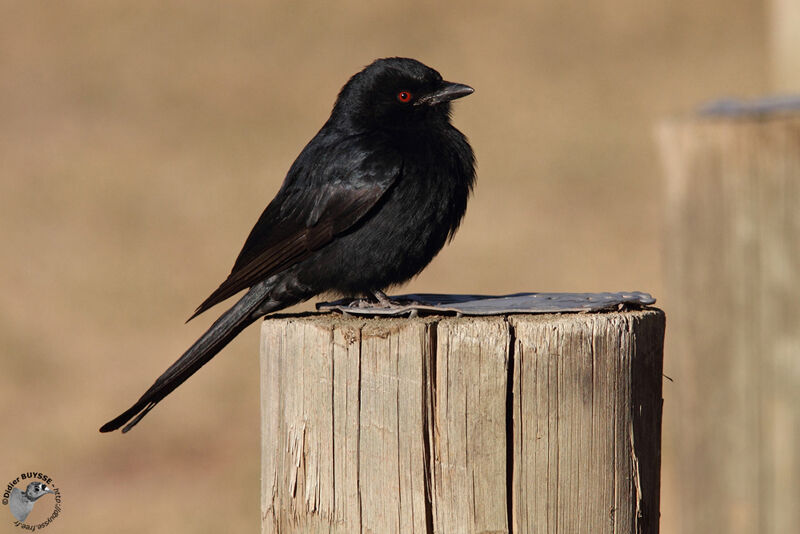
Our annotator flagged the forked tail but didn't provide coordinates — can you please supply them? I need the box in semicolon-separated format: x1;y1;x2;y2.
100;281;277;433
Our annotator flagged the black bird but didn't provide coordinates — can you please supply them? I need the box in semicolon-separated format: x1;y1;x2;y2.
100;57;475;433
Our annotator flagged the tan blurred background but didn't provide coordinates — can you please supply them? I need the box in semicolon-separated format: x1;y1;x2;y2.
0;0;778;532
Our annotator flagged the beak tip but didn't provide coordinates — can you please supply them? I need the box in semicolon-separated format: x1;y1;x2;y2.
446;82;474;100
417;82;474;106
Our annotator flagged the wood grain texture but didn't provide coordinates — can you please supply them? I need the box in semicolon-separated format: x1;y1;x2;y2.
260;316;433;533
659;116;800;534
261;310;664;534
429;318;510;534
510;312;664;534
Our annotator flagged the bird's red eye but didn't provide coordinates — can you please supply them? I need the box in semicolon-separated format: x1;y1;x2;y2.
397;91;412;103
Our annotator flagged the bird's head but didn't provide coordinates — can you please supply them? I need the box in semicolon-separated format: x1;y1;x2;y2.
24;482;54;501
331;57;473;133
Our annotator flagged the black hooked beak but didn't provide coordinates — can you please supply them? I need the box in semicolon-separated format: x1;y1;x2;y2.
415;81;474;106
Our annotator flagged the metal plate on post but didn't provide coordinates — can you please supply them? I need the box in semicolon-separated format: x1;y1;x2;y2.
316;291;656;317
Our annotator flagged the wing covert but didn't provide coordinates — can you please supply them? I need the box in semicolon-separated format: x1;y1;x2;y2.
189;136;401;319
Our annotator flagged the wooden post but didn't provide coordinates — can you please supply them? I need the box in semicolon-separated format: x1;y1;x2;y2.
659;113;800;534
260;310;664;534
769;0;800;91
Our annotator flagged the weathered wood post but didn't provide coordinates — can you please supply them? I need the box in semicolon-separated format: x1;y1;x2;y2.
259;305;664;534
770;0;800;91
659;107;800;534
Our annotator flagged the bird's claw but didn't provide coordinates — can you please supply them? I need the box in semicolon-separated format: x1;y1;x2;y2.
346;290;411;310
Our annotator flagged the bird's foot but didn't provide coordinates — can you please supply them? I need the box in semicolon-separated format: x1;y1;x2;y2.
372;289;393;307
348;290;409;309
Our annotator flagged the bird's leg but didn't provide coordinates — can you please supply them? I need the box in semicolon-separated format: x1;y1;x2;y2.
370;290;415;309
349;290;403;309
372;289;392;307
348;293;381;309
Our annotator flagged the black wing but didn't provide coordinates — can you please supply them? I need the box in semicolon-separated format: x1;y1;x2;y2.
189;133;401;319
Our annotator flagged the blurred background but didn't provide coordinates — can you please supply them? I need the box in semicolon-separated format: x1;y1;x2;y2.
0;0;785;532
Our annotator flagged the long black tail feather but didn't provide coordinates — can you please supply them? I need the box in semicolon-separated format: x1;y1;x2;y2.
100;282;278;433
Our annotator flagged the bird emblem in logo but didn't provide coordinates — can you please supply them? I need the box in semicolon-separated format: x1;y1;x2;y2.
9;482;54;522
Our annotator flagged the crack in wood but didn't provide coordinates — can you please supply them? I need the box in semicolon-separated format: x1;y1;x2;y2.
260;311;664;533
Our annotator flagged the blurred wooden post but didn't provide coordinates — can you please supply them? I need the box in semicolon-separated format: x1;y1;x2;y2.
659;112;800;534
769;0;800;91
259;310;664;534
